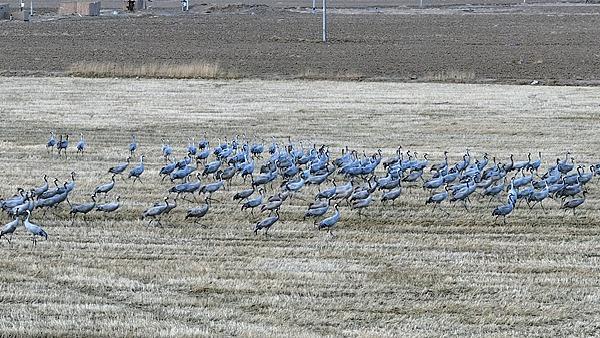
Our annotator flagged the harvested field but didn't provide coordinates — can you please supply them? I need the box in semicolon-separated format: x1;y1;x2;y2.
1;3;600;84
0;77;599;336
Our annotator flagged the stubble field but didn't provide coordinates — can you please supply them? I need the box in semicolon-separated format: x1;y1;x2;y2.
0;77;599;336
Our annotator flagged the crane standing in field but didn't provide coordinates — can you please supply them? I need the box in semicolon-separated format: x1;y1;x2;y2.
76;133;87;155
254;209;280;236
129;134;138;156
0;217;19;244
96;196;121;213
69;194;97;224
56;134;69;157
129;155;145;183
46;132;57;153
109;157;131;178
24;210;48;246
317;204;340;237
142;197;170;226
185;197;210;226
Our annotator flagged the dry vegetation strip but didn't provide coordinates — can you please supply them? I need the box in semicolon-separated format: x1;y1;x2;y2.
68;61;240;80
0;77;599;336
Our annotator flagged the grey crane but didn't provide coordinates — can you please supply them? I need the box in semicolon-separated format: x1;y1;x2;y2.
169;163;196;183
195;147;211;164
32;175;49;197
317;204;340;236
305;173;329;186
159;159;178;181
382;146;402;169
163;197;178;216
492;196;515;224
304;204;329;220
261;197;283;214
162;139;173;161
252;171;278;189
241;189;264;215
482;181;504;205
76;132;86;155
351;195;372;216
450;180;476;211
200;180;224;203
129;134;137;156
527;184;549;211
527;152;542;171
187;138;197;156
308;199;329;210
170;173;202;201
57;134;69;157
426;187;450;215
284;178;305;194
302;200;329;220
216;166;237;187
11;191;35;217
268;190;290;203
254;209;280;236
349;180;376;203
381;187;402;205
65;171;77;194
575;165;593;185
233;186;255;203
185;197;210;226
128;155;145;183
39;179;60;199
202;160;221;177
6;191;29;215
69;194;97;223
512;153;530;172
141;197;169;226
423;176;444;192
562;192;586;215
557;152;574;174
316;180;337;200
46;131;57;153
109;157;131;176
24;210;48;246
556;180;582;200
96;196;121;213
1;188;25;212
0;217;19;244
95;175;116;198
332;180;353;197
35;184;70;215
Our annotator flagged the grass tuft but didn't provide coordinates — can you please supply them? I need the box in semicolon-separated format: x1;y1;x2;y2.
421;70;476;83
68;61;241;79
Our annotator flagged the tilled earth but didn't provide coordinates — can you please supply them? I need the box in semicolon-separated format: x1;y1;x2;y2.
1;2;600;84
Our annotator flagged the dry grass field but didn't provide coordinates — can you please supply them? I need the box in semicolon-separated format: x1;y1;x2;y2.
0;77;600;336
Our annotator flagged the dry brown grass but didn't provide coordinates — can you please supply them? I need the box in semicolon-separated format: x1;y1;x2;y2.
0;77;599;336
68;61;241;79
421;70;476;83
297;69;365;81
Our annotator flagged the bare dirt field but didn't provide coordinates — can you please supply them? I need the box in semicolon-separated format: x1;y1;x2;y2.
1;1;600;84
0;77;599;336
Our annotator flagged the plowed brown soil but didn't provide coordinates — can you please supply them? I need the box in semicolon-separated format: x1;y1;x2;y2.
1;2;600;84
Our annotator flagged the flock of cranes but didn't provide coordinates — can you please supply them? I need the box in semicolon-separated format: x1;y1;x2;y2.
1;132;598;246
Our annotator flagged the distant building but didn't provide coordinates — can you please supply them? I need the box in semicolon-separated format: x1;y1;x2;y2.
58;0;101;16
0;3;9;19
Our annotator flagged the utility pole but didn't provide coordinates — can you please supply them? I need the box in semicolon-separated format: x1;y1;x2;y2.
322;0;327;42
